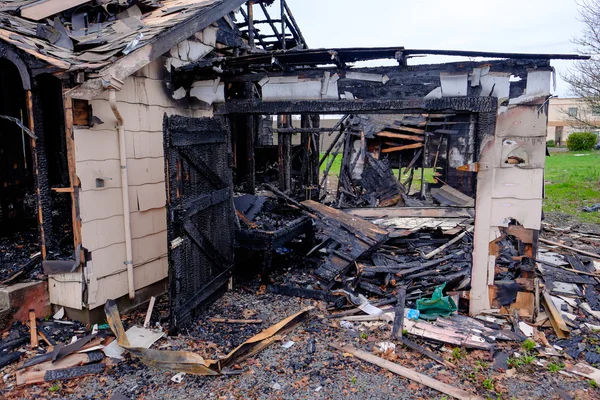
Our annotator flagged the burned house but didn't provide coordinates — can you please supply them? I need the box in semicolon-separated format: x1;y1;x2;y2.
0;0;307;323
0;0;588;330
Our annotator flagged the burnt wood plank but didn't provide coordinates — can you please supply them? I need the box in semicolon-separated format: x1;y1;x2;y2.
215;98;497;115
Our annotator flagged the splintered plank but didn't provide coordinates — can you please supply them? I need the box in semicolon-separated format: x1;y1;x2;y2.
301;200;389;282
381;143;423;153
330;343;483;400
17;361;105;386
542;291;570;339
431;185;474;207
376;131;424;142
345;207;473;219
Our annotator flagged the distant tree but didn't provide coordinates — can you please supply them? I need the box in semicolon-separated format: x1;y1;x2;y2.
564;0;600;132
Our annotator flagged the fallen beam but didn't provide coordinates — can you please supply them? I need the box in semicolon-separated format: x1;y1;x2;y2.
541;291;570;339
214;97;498;115
16;351;104;386
345;207;473;219
329;343;483;400
381;143;424;153
377;130;424;141
399;337;456;369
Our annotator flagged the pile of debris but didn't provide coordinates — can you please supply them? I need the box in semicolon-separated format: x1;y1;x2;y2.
0;0;220;70
258;198;475;311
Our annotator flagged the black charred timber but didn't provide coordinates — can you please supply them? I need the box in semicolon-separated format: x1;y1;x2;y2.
43;362;105;383
267;284;345;307
392;286;406;338
52;333;97;362
30;86;56;253
300;114;310;196
215;97;497;116
277;115;292;192
19;351;53;369
0;336;28;352
245;82;257;194
309;114;320;194
0;351;23;368
359;281;387;296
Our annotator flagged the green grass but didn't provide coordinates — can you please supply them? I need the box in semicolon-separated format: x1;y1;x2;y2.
544;151;600;223
320;153;436;193
321;151;600;224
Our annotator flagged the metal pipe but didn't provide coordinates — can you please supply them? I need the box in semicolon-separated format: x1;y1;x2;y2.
108;89;135;299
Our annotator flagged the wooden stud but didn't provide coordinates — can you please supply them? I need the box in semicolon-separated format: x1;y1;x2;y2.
330;343;483;400
381;143;423;153
143;296;156;329
29;310;38;348
377;131;424;141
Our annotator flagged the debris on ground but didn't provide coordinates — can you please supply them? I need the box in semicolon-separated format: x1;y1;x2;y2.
2;198;600;398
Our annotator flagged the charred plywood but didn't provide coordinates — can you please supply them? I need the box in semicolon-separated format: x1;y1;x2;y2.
302;200;388;284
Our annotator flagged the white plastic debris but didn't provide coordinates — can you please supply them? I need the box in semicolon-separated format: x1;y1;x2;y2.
281;341;295;349
518;322;534;337
171;373;185;383
357;295;383;316
377;342;396;353
92;324;98;335
314;386;322;392
340;320;355;330
272;382;281;390
53;307;65;320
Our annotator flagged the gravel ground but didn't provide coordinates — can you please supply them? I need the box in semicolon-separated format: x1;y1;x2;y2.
4;275;598;400
544;212;600;235
3;216;600;399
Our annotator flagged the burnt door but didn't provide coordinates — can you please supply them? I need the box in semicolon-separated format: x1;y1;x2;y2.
164;115;235;332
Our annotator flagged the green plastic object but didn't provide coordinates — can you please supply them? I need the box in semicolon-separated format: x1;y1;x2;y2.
416;283;457;320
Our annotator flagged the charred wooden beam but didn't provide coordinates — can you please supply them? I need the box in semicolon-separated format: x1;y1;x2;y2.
215;98;497;115
277;115;292;192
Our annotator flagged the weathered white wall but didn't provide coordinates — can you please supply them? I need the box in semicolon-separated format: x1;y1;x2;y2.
50;29;217;310
469;70;552;315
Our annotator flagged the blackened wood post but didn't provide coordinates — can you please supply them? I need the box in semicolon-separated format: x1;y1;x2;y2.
246;115;255;194
300;114;310;198
419;131;429;200
392;286;406;339
278;115;292;191
280;0;286;49
244;82;256;194
247;1;254;50
310;114;320;196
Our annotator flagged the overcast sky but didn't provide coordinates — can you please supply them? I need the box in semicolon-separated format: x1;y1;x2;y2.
283;0;585;97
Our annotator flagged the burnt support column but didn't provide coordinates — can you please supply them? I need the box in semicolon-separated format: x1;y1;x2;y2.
246;114;256;194
278;114;292;192
310;114;320;198
300;114;310;198
299;114;321;200
27;89;56;256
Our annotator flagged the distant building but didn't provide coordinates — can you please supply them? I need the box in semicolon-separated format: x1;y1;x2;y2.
547;98;600;145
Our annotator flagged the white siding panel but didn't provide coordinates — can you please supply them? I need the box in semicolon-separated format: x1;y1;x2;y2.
81;216;125;252
79;188;123;221
88;257;168;309
76;159;121;191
